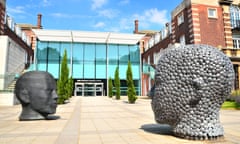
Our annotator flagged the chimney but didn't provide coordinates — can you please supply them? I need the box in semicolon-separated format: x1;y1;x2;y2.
37;14;42;29
134;20;139;34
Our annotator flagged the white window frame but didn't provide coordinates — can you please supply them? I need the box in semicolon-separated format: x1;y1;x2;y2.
208;8;217;18
177;12;184;25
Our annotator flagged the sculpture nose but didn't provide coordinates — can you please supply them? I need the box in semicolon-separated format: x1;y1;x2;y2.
52;90;58;100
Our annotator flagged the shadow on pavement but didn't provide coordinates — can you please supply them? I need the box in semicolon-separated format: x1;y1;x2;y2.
140;123;173;135
46;115;61;120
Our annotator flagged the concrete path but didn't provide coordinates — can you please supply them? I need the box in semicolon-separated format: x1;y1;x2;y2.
0;96;240;144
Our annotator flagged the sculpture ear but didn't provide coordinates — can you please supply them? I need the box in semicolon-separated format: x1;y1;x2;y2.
189;77;204;107
19;89;30;104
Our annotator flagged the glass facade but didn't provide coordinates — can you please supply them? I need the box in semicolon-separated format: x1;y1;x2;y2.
35;41;141;95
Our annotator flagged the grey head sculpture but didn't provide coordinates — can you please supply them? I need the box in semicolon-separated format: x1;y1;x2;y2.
15;71;58;121
151;44;235;140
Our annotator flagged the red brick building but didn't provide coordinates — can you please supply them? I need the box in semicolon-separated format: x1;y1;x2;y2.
0;0;5;35
142;0;240;95
17;14;43;50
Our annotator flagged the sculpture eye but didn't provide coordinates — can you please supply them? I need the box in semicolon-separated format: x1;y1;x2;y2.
192;77;204;90
45;89;53;94
189;97;201;107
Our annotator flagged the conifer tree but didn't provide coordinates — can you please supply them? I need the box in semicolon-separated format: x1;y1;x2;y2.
57;49;70;104
67;76;74;98
126;61;137;103
108;77;113;98
114;67;121;100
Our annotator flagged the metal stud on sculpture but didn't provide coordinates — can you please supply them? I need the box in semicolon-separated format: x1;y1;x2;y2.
151;44;235;140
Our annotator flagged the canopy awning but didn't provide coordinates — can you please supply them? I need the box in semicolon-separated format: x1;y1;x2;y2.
33;29;145;45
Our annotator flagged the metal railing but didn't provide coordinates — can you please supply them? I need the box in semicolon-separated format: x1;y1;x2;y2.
0;73;17;92
0;63;25;92
233;38;240;49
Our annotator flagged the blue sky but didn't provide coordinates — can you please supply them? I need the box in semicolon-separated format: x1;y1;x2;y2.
6;0;182;33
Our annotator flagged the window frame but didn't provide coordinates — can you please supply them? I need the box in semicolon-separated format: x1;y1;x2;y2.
177;12;184;25
208;8;217;18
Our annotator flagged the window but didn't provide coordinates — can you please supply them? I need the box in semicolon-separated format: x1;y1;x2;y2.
84;43;95;78
180;35;186;45
230;5;240;29
96;44;106;79
177;12;184;25
208;8;217;18
153;52;159;65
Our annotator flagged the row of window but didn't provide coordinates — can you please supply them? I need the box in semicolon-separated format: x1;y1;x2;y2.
36;41;141;79
177;7;217;26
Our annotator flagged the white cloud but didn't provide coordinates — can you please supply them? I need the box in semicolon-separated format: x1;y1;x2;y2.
144;8;168;25
119;18;132;30
98;9;119;18
42;0;51;7
119;0;129;5
50;13;93;19
91;0;108;10
51;13;71;18
133;8;168;29
105;18;132;32
7;6;26;14
93;22;105;28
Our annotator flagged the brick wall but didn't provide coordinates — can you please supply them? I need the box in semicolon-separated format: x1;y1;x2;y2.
142;36;171;65
197;4;226;47
0;0;6;35
172;2;227;48
172;7;191;44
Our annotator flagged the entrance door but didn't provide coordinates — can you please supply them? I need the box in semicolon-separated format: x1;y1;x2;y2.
74;82;104;96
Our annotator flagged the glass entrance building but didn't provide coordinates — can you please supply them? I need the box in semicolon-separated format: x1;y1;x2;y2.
32;29;144;96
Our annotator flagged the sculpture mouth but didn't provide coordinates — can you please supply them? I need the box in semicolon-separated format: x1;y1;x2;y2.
51;103;57;108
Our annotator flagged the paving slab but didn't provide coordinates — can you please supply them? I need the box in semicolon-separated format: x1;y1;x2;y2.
0;96;240;144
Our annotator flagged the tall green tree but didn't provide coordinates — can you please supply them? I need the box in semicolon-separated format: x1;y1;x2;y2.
114;67;121;100
67;76;74;98
57;49;70;104
126;61;137;103
108;77;113;98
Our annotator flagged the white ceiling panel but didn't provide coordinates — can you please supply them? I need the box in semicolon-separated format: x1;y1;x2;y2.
33;29;145;45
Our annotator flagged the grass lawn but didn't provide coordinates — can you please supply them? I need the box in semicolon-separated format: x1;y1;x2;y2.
221;101;240;110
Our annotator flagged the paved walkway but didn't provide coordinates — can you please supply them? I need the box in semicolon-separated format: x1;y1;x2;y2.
0;96;240;144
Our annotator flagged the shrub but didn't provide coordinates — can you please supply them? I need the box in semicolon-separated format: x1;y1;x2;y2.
229;89;240;104
126;61;137;103
57;49;71;104
108;77;113;98
114;67;121;100
222;101;240;109
235;96;240;104
67;76;74;98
